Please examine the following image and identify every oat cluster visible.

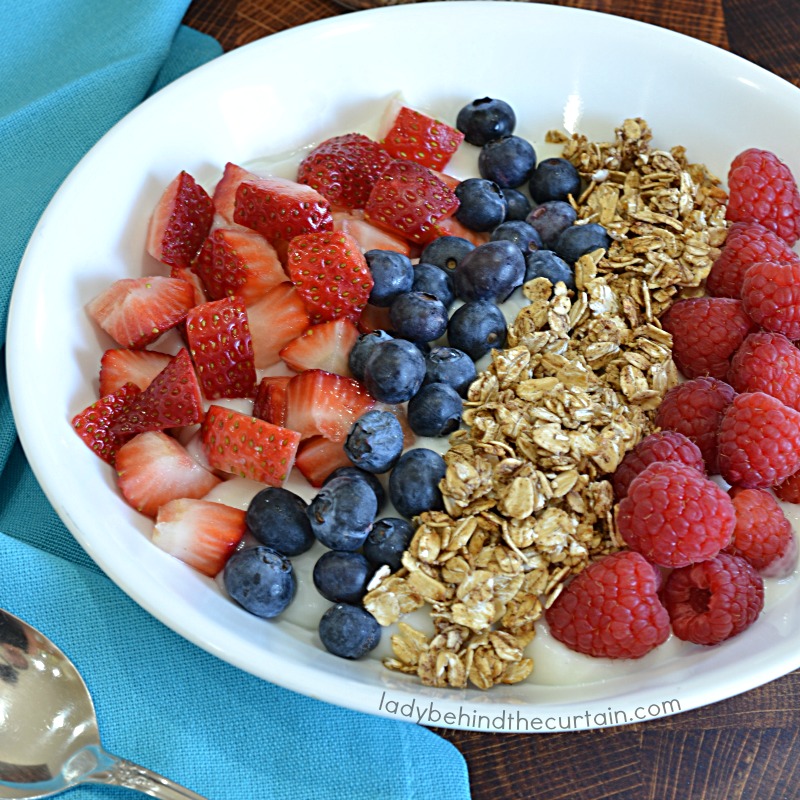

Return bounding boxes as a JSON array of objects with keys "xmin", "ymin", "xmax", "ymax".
[{"xmin": 363, "ymin": 118, "xmax": 729, "ymax": 689}]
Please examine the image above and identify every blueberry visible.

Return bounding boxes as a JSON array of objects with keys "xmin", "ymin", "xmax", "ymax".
[
  {"xmin": 529, "ymin": 157, "xmax": 582, "ymax": 203},
  {"xmin": 363, "ymin": 517, "xmax": 415, "ymax": 571},
  {"xmin": 453, "ymin": 240, "xmax": 525, "ymax": 303},
  {"xmin": 447, "ymin": 301, "xmax": 507, "ymax": 361},
  {"xmin": 364, "ymin": 250, "xmax": 414, "ymax": 307},
  {"xmin": 454, "ymin": 178, "xmax": 506, "ymax": 232},
  {"xmin": 363, "ymin": 337, "xmax": 426, "ymax": 403},
  {"xmin": 478, "ymin": 135, "xmax": 536, "ymax": 189},
  {"xmin": 349, "ymin": 330, "xmax": 393, "ymax": 382},
  {"xmin": 490, "ymin": 220, "xmax": 542, "ymax": 254},
  {"xmin": 412, "ymin": 262, "xmax": 455, "ymax": 308},
  {"xmin": 524, "ymin": 250, "xmax": 576, "ymax": 291},
  {"xmin": 554, "ymin": 222, "xmax": 611, "ymax": 264},
  {"xmin": 526, "ymin": 200, "xmax": 577, "ymax": 249},
  {"xmin": 312, "ymin": 551, "xmax": 374, "ymax": 604},
  {"xmin": 323, "ymin": 466, "xmax": 386, "ymax": 512},
  {"xmin": 407, "ymin": 382, "xmax": 463, "ymax": 438},
  {"xmin": 389, "ymin": 291, "xmax": 449, "ymax": 343},
  {"xmin": 318, "ymin": 603, "xmax": 381, "ymax": 659},
  {"xmin": 245, "ymin": 487, "xmax": 314, "ymax": 557},
  {"xmin": 455, "ymin": 97, "xmax": 516, "ymax": 147},
  {"xmin": 344, "ymin": 409, "xmax": 404, "ymax": 473},
  {"xmin": 420, "ymin": 236, "xmax": 475, "ymax": 274},
  {"xmin": 502, "ymin": 188, "xmax": 532, "ymax": 221},
  {"xmin": 423, "ymin": 346, "xmax": 477, "ymax": 397},
  {"xmin": 223, "ymin": 547, "xmax": 296, "ymax": 619},
  {"xmin": 307, "ymin": 475, "xmax": 377, "ymax": 551},
  {"xmin": 389, "ymin": 448, "xmax": 447, "ymax": 519}
]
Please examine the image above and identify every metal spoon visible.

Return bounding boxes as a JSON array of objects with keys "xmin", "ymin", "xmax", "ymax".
[{"xmin": 0, "ymin": 608, "xmax": 208, "ymax": 799}]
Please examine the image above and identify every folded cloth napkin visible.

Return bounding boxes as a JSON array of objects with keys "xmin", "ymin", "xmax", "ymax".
[{"xmin": 0, "ymin": 3, "xmax": 472, "ymax": 798}]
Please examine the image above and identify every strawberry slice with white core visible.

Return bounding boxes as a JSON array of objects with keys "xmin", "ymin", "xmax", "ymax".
[
  {"xmin": 170, "ymin": 265, "xmax": 209, "ymax": 306},
  {"xmin": 212, "ymin": 162, "xmax": 260, "ymax": 222},
  {"xmin": 279, "ymin": 318, "xmax": 359, "ymax": 376},
  {"xmin": 380, "ymin": 104, "xmax": 465, "ymax": 171},
  {"xmin": 332, "ymin": 210, "xmax": 411, "ymax": 256},
  {"xmin": 146, "ymin": 171, "xmax": 214, "ymax": 269},
  {"xmin": 246, "ymin": 281, "xmax": 311, "ymax": 369},
  {"xmin": 72, "ymin": 382, "xmax": 141, "ymax": 464},
  {"xmin": 115, "ymin": 430, "xmax": 221, "ymax": 518},
  {"xmin": 201, "ymin": 405, "xmax": 301, "ymax": 485},
  {"xmin": 87, "ymin": 276, "xmax": 196, "ymax": 349},
  {"xmin": 99, "ymin": 348, "xmax": 172, "ymax": 396},
  {"xmin": 253, "ymin": 376, "xmax": 291, "ymax": 425},
  {"xmin": 153, "ymin": 498, "xmax": 246, "ymax": 577},
  {"xmin": 294, "ymin": 435, "xmax": 354, "ymax": 487},
  {"xmin": 283, "ymin": 369, "xmax": 375, "ymax": 442}
]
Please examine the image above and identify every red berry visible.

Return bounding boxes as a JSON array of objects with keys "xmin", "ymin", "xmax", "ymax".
[
  {"xmin": 613, "ymin": 430, "xmax": 705, "ymax": 501},
  {"xmin": 728, "ymin": 331, "xmax": 800, "ymax": 412},
  {"xmin": 616, "ymin": 462, "xmax": 735, "ymax": 567},
  {"xmin": 726, "ymin": 148, "xmax": 800, "ymax": 245},
  {"xmin": 654, "ymin": 377, "xmax": 736, "ymax": 473},
  {"xmin": 740, "ymin": 259, "xmax": 800, "ymax": 339},
  {"xmin": 544, "ymin": 551, "xmax": 670, "ymax": 660},
  {"xmin": 706, "ymin": 221, "xmax": 800, "ymax": 298},
  {"xmin": 717, "ymin": 391, "xmax": 800, "ymax": 488},
  {"xmin": 660, "ymin": 297, "xmax": 754, "ymax": 379},
  {"xmin": 775, "ymin": 468, "xmax": 800, "ymax": 504},
  {"xmin": 380, "ymin": 105, "xmax": 464, "ymax": 172},
  {"xmin": 661, "ymin": 553, "xmax": 764, "ymax": 645}
]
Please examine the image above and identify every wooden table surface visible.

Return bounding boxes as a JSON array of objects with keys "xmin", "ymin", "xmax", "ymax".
[{"xmin": 182, "ymin": 2, "xmax": 800, "ymax": 798}]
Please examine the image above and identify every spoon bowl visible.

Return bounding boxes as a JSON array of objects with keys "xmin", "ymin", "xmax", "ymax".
[{"xmin": 0, "ymin": 609, "xmax": 207, "ymax": 799}]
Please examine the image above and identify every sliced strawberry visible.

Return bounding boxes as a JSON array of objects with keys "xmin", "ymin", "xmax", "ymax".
[
  {"xmin": 431, "ymin": 170, "xmax": 461, "ymax": 191},
  {"xmin": 431, "ymin": 214, "xmax": 491, "ymax": 246},
  {"xmin": 170, "ymin": 265, "xmax": 209, "ymax": 306},
  {"xmin": 294, "ymin": 435, "xmax": 354, "ymax": 487},
  {"xmin": 283, "ymin": 369, "xmax": 375, "ymax": 441},
  {"xmin": 87, "ymin": 276, "xmax": 196, "ymax": 349},
  {"xmin": 253, "ymin": 376, "xmax": 292, "ymax": 425},
  {"xmin": 332, "ymin": 210, "xmax": 411, "ymax": 256},
  {"xmin": 115, "ymin": 430, "xmax": 221, "ymax": 518},
  {"xmin": 153, "ymin": 497, "xmax": 246, "ymax": 577},
  {"xmin": 72, "ymin": 382, "xmax": 141, "ymax": 464},
  {"xmin": 357, "ymin": 303, "xmax": 394, "ymax": 335},
  {"xmin": 185, "ymin": 296, "xmax": 257, "ymax": 399},
  {"xmin": 285, "ymin": 231, "xmax": 373, "ymax": 324},
  {"xmin": 99, "ymin": 348, "xmax": 173, "ymax": 397},
  {"xmin": 297, "ymin": 133, "xmax": 394, "ymax": 210},
  {"xmin": 213, "ymin": 162, "xmax": 260, "ymax": 222},
  {"xmin": 380, "ymin": 105, "xmax": 464, "ymax": 171},
  {"xmin": 247, "ymin": 282, "xmax": 311, "ymax": 369},
  {"xmin": 201, "ymin": 405, "xmax": 301, "ymax": 486},
  {"xmin": 233, "ymin": 176, "xmax": 333, "ymax": 244},
  {"xmin": 364, "ymin": 160, "xmax": 460, "ymax": 244},
  {"xmin": 279, "ymin": 318, "xmax": 359, "ymax": 376},
  {"xmin": 194, "ymin": 228, "xmax": 286, "ymax": 305},
  {"xmin": 146, "ymin": 171, "xmax": 214, "ymax": 269},
  {"xmin": 111, "ymin": 348, "xmax": 204, "ymax": 438}
]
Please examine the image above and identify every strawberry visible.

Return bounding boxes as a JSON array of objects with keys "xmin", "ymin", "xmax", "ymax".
[
  {"xmin": 430, "ymin": 214, "xmax": 491, "ymax": 247},
  {"xmin": 110, "ymin": 348, "xmax": 204, "ymax": 438},
  {"xmin": 201, "ymin": 405, "xmax": 301, "ymax": 486},
  {"xmin": 297, "ymin": 133, "xmax": 394, "ymax": 210},
  {"xmin": 170, "ymin": 265, "xmax": 208, "ymax": 306},
  {"xmin": 283, "ymin": 369, "xmax": 375, "ymax": 441},
  {"xmin": 146, "ymin": 171, "xmax": 214, "ymax": 269},
  {"xmin": 357, "ymin": 303, "xmax": 394, "ymax": 334},
  {"xmin": 279, "ymin": 318, "xmax": 360, "ymax": 376},
  {"xmin": 115, "ymin": 430, "xmax": 221, "ymax": 517},
  {"xmin": 153, "ymin": 497, "xmax": 246, "ymax": 577},
  {"xmin": 99, "ymin": 348, "xmax": 172, "ymax": 396},
  {"xmin": 72, "ymin": 382, "xmax": 141, "ymax": 464},
  {"xmin": 194, "ymin": 228, "xmax": 286, "ymax": 305},
  {"xmin": 294, "ymin": 435, "xmax": 354, "ymax": 487},
  {"xmin": 332, "ymin": 210, "xmax": 411, "ymax": 255},
  {"xmin": 246, "ymin": 281, "xmax": 311, "ymax": 369},
  {"xmin": 364, "ymin": 159, "xmax": 460, "ymax": 244},
  {"xmin": 212, "ymin": 162, "xmax": 259, "ymax": 222},
  {"xmin": 380, "ymin": 105, "xmax": 464, "ymax": 171},
  {"xmin": 253, "ymin": 375, "xmax": 291, "ymax": 425},
  {"xmin": 233, "ymin": 176, "xmax": 333, "ymax": 244},
  {"xmin": 87, "ymin": 276, "xmax": 196, "ymax": 349},
  {"xmin": 185, "ymin": 296, "xmax": 257, "ymax": 399},
  {"xmin": 284, "ymin": 230, "xmax": 373, "ymax": 323}
]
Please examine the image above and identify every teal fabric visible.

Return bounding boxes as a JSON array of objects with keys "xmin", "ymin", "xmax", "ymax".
[{"xmin": 0, "ymin": 3, "xmax": 472, "ymax": 798}]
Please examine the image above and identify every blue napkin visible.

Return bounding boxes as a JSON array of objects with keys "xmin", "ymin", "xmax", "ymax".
[{"xmin": 0, "ymin": 3, "xmax": 472, "ymax": 798}]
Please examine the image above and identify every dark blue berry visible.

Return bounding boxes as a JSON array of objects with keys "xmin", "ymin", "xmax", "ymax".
[
  {"xmin": 323, "ymin": 466, "xmax": 386, "ymax": 512},
  {"xmin": 363, "ymin": 517, "xmax": 415, "ymax": 571},
  {"xmin": 363, "ymin": 338, "xmax": 426, "ymax": 403},
  {"xmin": 389, "ymin": 291, "xmax": 449, "ymax": 343},
  {"xmin": 312, "ymin": 551, "xmax": 374, "ymax": 604},
  {"xmin": 318, "ymin": 603, "xmax": 381, "ymax": 659},
  {"xmin": 349, "ymin": 330, "xmax": 393, "ymax": 382},
  {"xmin": 447, "ymin": 301, "xmax": 507, "ymax": 361},
  {"xmin": 524, "ymin": 250, "xmax": 576, "ymax": 291},
  {"xmin": 412, "ymin": 262, "xmax": 455, "ymax": 308},
  {"xmin": 245, "ymin": 487, "xmax": 314, "ymax": 557},
  {"xmin": 389, "ymin": 448, "xmax": 447, "ymax": 519},
  {"xmin": 344, "ymin": 409, "xmax": 404, "ymax": 473},
  {"xmin": 407, "ymin": 382, "xmax": 463, "ymax": 438},
  {"xmin": 529, "ymin": 157, "xmax": 582, "ymax": 203},
  {"xmin": 490, "ymin": 220, "xmax": 542, "ymax": 254},
  {"xmin": 526, "ymin": 201, "xmax": 577, "ymax": 249},
  {"xmin": 420, "ymin": 236, "xmax": 475, "ymax": 274},
  {"xmin": 364, "ymin": 250, "xmax": 414, "ymax": 307},
  {"xmin": 454, "ymin": 178, "xmax": 506, "ymax": 232},
  {"xmin": 307, "ymin": 476, "xmax": 377, "ymax": 551},
  {"xmin": 554, "ymin": 222, "xmax": 611, "ymax": 264},
  {"xmin": 453, "ymin": 240, "xmax": 525, "ymax": 303},
  {"xmin": 478, "ymin": 135, "xmax": 536, "ymax": 189},
  {"xmin": 502, "ymin": 188, "xmax": 532, "ymax": 221},
  {"xmin": 224, "ymin": 547, "xmax": 296, "ymax": 619},
  {"xmin": 423, "ymin": 346, "xmax": 477, "ymax": 397},
  {"xmin": 456, "ymin": 97, "xmax": 516, "ymax": 147}
]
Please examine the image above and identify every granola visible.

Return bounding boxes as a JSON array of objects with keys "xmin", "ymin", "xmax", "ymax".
[{"xmin": 363, "ymin": 118, "xmax": 729, "ymax": 688}]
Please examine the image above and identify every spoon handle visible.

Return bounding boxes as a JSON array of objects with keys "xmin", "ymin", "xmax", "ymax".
[{"xmin": 85, "ymin": 752, "xmax": 208, "ymax": 799}]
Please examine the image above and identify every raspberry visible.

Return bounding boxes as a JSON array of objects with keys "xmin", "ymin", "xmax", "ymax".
[
  {"xmin": 616, "ymin": 462, "xmax": 735, "ymax": 567},
  {"xmin": 544, "ymin": 551, "xmax": 670, "ymax": 659},
  {"xmin": 661, "ymin": 553, "xmax": 764, "ymax": 645},
  {"xmin": 740, "ymin": 259, "xmax": 800, "ymax": 339},
  {"xmin": 728, "ymin": 332, "xmax": 800, "ymax": 412},
  {"xmin": 706, "ymin": 221, "xmax": 800, "ymax": 299},
  {"xmin": 654, "ymin": 377, "xmax": 736, "ymax": 473},
  {"xmin": 660, "ymin": 297, "xmax": 754, "ymax": 379},
  {"xmin": 717, "ymin": 392, "xmax": 800, "ymax": 488},
  {"xmin": 726, "ymin": 487, "xmax": 797, "ymax": 577},
  {"xmin": 726, "ymin": 148, "xmax": 800, "ymax": 245},
  {"xmin": 613, "ymin": 430, "xmax": 705, "ymax": 501},
  {"xmin": 775, "ymin": 468, "xmax": 800, "ymax": 503}
]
